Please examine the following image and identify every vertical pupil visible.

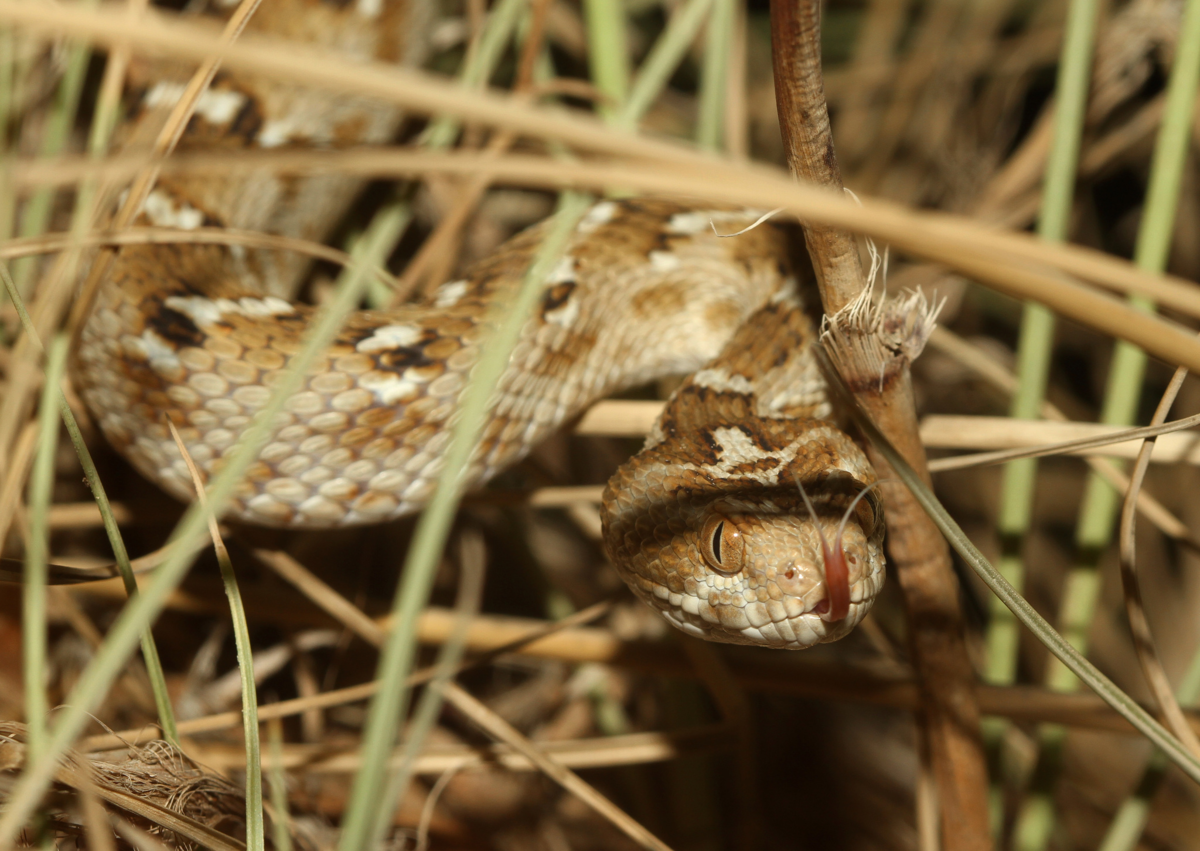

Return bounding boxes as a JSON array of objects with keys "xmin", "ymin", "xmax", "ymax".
[{"xmin": 711, "ymin": 522, "xmax": 724, "ymax": 562}]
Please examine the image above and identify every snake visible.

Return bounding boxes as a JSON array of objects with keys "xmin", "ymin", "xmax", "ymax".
[{"xmin": 70, "ymin": 0, "xmax": 888, "ymax": 650}]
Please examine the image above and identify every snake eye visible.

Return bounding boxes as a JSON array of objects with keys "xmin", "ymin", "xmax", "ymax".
[{"xmin": 700, "ymin": 514, "xmax": 744, "ymax": 575}]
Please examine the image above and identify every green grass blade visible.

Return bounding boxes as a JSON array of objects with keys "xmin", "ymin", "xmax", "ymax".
[
  {"xmin": 617, "ymin": 0, "xmax": 716, "ymax": 130},
  {"xmin": 369, "ymin": 530, "xmax": 487, "ymax": 848},
  {"xmin": 422, "ymin": 0, "xmax": 527, "ymax": 149},
  {"xmin": 267, "ymin": 718, "xmax": 293, "ymax": 851},
  {"xmin": 986, "ymin": 0, "xmax": 1098, "ymax": 841},
  {"xmin": 356, "ymin": 197, "xmax": 413, "ymax": 309},
  {"xmin": 11, "ymin": 9, "xmax": 95, "ymax": 294},
  {"xmin": 167, "ymin": 438, "xmax": 264, "ymax": 851},
  {"xmin": 1097, "ymin": 640, "xmax": 1200, "ymax": 851},
  {"xmin": 24, "ymin": 332, "xmax": 68, "ymax": 765},
  {"xmin": 584, "ymin": 0, "xmax": 629, "ymax": 121},
  {"xmin": 217, "ymin": 543, "xmax": 263, "ymax": 851},
  {"xmin": 695, "ymin": 0, "xmax": 732, "ymax": 150},
  {"xmin": 0, "ymin": 262, "xmax": 179, "ymax": 744}
]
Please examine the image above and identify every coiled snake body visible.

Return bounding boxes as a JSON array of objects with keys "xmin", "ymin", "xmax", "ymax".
[{"xmin": 72, "ymin": 0, "xmax": 886, "ymax": 649}]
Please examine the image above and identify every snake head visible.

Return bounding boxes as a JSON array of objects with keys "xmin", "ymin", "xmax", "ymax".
[{"xmin": 603, "ymin": 431, "xmax": 887, "ymax": 649}]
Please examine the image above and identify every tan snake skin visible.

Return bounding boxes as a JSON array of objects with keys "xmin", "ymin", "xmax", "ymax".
[{"xmin": 72, "ymin": 0, "xmax": 887, "ymax": 649}]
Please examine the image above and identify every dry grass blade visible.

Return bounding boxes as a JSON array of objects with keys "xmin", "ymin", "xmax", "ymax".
[
  {"xmin": 199, "ymin": 725, "xmax": 733, "ymax": 775},
  {"xmin": 14, "ymin": 145, "xmax": 1200, "ymax": 375},
  {"xmin": 0, "ymin": 226, "xmax": 398, "ymax": 288},
  {"xmin": 165, "ymin": 419, "xmax": 264, "ymax": 850},
  {"xmin": 925, "ymin": 412, "xmax": 1200, "ymax": 471},
  {"xmin": 1117, "ymin": 361, "xmax": 1200, "ymax": 758},
  {"xmin": 0, "ymin": 421, "xmax": 38, "ymax": 561},
  {"xmin": 0, "ymin": 0, "xmax": 713, "ymax": 168}
]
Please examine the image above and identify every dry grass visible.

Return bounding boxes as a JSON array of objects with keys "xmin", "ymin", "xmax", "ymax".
[{"xmin": 1, "ymin": 1, "xmax": 1200, "ymax": 849}]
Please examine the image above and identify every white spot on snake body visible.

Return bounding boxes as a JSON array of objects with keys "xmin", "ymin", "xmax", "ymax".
[
  {"xmin": 206, "ymin": 396, "xmax": 238, "ymax": 417},
  {"xmin": 266, "ymin": 478, "xmax": 310, "ymax": 504},
  {"xmin": 142, "ymin": 83, "xmax": 248, "ymax": 129},
  {"xmin": 204, "ymin": 428, "xmax": 236, "ymax": 449},
  {"xmin": 697, "ymin": 426, "xmax": 782, "ymax": 484},
  {"xmin": 165, "ymin": 295, "xmax": 293, "ymax": 327},
  {"xmin": 258, "ymin": 116, "xmax": 299, "ymax": 148},
  {"xmin": 143, "ymin": 189, "xmax": 204, "ymax": 230},
  {"xmin": 194, "ymin": 89, "xmax": 247, "ymax": 125},
  {"xmin": 360, "ymin": 372, "xmax": 419, "ymax": 405},
  {"xmin": 368, "ymin": 470, "xmax": 407, "ymax": 492},
  {"xmin": 138, "ymin": 329, "xmax": 181, "ymax": 373},
  {"xmin": 577, "ymin": 201, "xmax": 617, "ymax": 234},
  {"xmin": 236, "ymin": 296, "xmax": 294, "ymax": 316},
  {"xmin": 691, "ymin": 368, "xmax": 753, "ymax": 394},
  {"xmin": 434, "ymin": 279, "xmax": 469, "ymax": 308},
  {"xmin": 770, "ymin": 280, "xmax": 800, "ymax": 305},
  {"xmin": 648, "ymin": 251, "xmax": 680, "ymax": 272},
  {"xmin": 277, "ymin": 454, "xmax": 312, "ymax": 477},
  {"xmin": 167, "ymin": 385, "xmax": 200, "ymax": 409},
  {"xmin": 356, "ymin": 324, "xmax": 421, "ymax": 353},
  {"xmin": 546, "ymin": 256, "xmax": 576, "ymax": 284},
  {"xmin": 667, "ymin": 211, "xmax": 711, "ymax": 234},
  {"xmin": 143, "ymin": 82, "xmax": 187, "ymax": 110},
  {"xmin": 356, "ymin": 0, "xmax": 382, "ymax": 17},
  {"xmin": 311, "ymin": 411, "xmax": 349, "ymax": 432},
  {"xmin": 318, "ymin": 477, "xmax": 357, "ymax": 500},
  {"xmin": 190, "ymin": 373, "xmax": 229, "ymax": 398}
]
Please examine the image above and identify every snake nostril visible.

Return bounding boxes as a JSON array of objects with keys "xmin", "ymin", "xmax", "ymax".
[{"xmin": 776, "ymin": 561, "xmax": 810, "ymax": 596}]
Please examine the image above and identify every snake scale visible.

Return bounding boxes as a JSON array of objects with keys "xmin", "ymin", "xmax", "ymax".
[{"xmin": 71, "ymin": 0, "xmax": 888, "ymax": 649}]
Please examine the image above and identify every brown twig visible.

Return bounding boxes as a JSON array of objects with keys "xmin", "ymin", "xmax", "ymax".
[{"xmin": 769, "ymin": 2, "xmax": 990, "ymax": 847}]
